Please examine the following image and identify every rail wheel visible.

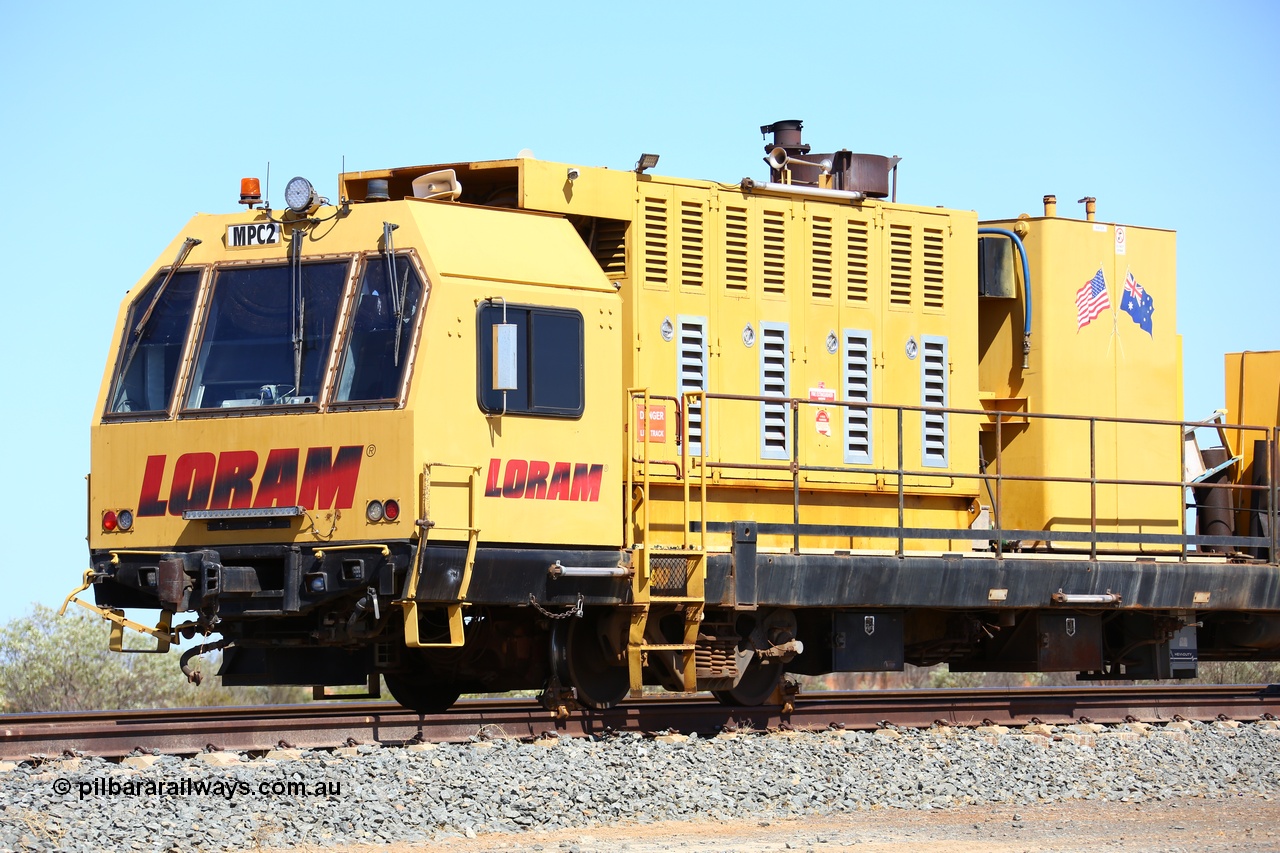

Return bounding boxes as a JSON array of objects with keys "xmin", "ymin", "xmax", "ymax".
[
  {"xmin": 384, "ymin": 674, "xmax": 462, "ymax": 714},
  {"xmin": 711, "ymin": 656, "xmax": 784, "ymax": 707},
  {"xmin": 551, "ymin": 611, "xmax": 630, "ymax": 710}
]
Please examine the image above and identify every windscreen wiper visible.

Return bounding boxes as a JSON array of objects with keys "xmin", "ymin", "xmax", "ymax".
[
  {"xmin": 382, "ymin": 222, "xmax": 410, "ymax": 367},
  {"xmin": 112, "ymin": 237, "xmax": 201, "ymax": 409},
  {"xmin": 290, "ymin": 228, "xmax": 305, "ymax": 394}
]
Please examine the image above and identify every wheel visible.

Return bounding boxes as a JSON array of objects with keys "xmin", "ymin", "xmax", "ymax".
[
  {"xmin": 552, "ymin": 612, "xmax": 630, "ymax": 710},
  {"xmin": 384, "ymin": 673, "xmax": 462, "ymax": 714},
  {"xmin": 711, "ymin": 656, "xmax": 784, "ymax": 707}
]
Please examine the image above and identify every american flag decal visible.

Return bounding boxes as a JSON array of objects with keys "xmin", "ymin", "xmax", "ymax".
[{"xmin": 1075, "ymin": 269, "xmax": 1110, "ymax": 331}]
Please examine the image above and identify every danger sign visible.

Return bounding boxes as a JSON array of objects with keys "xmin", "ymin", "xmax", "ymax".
[
  {"xmin": 635, "ymin": 403, "xmax": 667, "ymax": 443},
  {"xmin": 816, "ymin": 409, "xmax": 831, "ymax": 436},
  {"xmin": 809, "ymin": 381, "xmax": 837, "ymax": 403}
]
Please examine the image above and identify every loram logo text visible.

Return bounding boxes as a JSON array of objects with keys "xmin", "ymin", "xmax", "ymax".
[
  {"xmin": 484, "ymin": 458, "xmax": 603, "ymax": 502},
  {"xmin": 137, "ymin": 446, "xmax": 363, "ymax": 516}
]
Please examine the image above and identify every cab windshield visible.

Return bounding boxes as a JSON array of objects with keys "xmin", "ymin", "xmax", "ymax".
[
  {"xmin": 185, "ymin": 261, "xmax": 348, "ymax": 409},
  {"xmin": 108, "ymin": 268, "xmax": 202, "ymax": 415},
  {"xmin": 334, "ymin": 254, "xmax": 424, "ymax": 403}
]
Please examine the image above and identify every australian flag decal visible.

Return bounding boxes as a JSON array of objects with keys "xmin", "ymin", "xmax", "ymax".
[{"xmin": 1120, "ymin": 270, "xmax": 1154, "ymax": 336}]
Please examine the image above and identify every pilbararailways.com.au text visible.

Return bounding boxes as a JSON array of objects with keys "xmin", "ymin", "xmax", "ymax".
[{"xmin": 54, "ymin": 777, "xmax": 342, "ymax": 801}]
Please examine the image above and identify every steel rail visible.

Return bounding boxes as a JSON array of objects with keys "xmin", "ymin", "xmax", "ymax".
[{"xmin": 2, "ymin": 684, "xmax": 1277, "ymax": 761}]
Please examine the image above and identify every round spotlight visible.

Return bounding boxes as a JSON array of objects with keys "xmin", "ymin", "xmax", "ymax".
[
  {"xmin": 383, "ymin": 499, "xmax": 400, "ymax": 522},
  {"xmin": 102, "ymin": 510, "xmax": 118, "ymax": 532},
  {"xmin": 117, "ymin": 509, "xmax": 134, "ymax": 532},
  {"xmin": 366, "ymin": 500, "xmax": 385, "ymax": 523},
  {"xmin": 285, "ymin": 176, "xmax": 318, "ymax": 213}
]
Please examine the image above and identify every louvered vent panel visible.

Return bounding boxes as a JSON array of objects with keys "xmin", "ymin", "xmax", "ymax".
[
  {"xmin": 846, "ymin": 219, "xmax": 869, "ymax": 304},
  {"xmin": 843, "ymin": 330, "xmax": 873, "ymax": 465},
  {"xmin": 592, "ymin": 220, "xmax": 627, "ymax": 278},
  {"xmin": 680, "ymin": 201, "xmax": 704, "ymax": 289},
  {"xmin": 760, "ymin": 323, "xmax": 790, "ymax": 459},
  {"xmin": 677, "ymin": 315, "xmax": 707, "ymax": 456},
  {"xmin": 811, "ymin": 216, "xmax": 833, "ymax": 300},
  {"xmin": 889, "ymin": 223, "xmax": 912, "ymax": 307},
  {"xmin": 724, "ymin": 206, "xmax": 749, "ymax": 291},
  {"xmin": 923, "ymin": 227, "xmax": 945, "ymax": 310},
  {"xmin": 921, "ymin": 336, "xmax": 949, "ymax": 468},
  {"xmin": 762, "ymin": 209, "xmax": 786, "ymax": 296},
  {"xmin": 643, "ymin": 197, "xmax": 668, "ymax": 288}
]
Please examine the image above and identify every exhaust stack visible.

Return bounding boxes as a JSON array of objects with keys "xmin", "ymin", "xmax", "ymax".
[{"xmin": 761, "ymin": 119, "xmax": 899, "ymax": 199}]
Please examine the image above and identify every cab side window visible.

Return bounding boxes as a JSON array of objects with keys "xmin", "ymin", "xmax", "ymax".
[
  {"xmin": 334, "ymin": 254, "xmax": 424, "ymax": 403},
  {"xmin": 477, "ymin": 303, "xmax": 584, "ymax": 417}
]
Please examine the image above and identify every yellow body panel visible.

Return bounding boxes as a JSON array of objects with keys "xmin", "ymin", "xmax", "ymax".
[
  {"xmin": 534, "ymin": 168, "xmax": 983, "ymax": 553},
  {"xmin": 1224, "ymin": 350, "xmax": 1280, "ymax": 538},
  {"xmin": 978, "ymin": 216, "xmax": 1182, "ymax": 543},
  {"xmin": 92, "ymin": 157, "xmax": 1190, "ymax": 569},
  {"xmin": 91, "ymin": 195, "xmax": 623, "ymax": 554}
]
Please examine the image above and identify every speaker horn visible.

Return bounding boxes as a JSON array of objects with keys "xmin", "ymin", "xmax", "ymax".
[{"xmin": 765, "ymin": 147, "xmax": 832, "ymax": 174}]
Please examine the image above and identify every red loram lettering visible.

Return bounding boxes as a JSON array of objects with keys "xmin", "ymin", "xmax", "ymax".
[
  {"xmin": 484, "ymin": 458, "xmax": 604, "ymax": 502},
  {"xmin": 298, "ymin": 446, "xmax": 363, "ymax": 510},
  {"xmin": 252, "ymin": 449, "xmax": 300, "ymax": 508},
  {"xmin": 136, "ymin": 446, "xmax": 363, "ymax": 517}
]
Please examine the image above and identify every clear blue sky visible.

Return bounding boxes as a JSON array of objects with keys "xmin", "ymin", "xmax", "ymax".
[{"xmin": 0, "ymin": 1, "xmax": 1276, "ymax": 625}]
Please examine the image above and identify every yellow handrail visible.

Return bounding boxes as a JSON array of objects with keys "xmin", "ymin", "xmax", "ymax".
[{"xmin": 399, "ymin": 461, "xmax": 481, "ymax": 648}]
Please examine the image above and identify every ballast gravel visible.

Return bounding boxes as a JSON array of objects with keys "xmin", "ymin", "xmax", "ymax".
[{"xmin": 1, "ymin": 719, "xmax": 1278, "ymax": 852}]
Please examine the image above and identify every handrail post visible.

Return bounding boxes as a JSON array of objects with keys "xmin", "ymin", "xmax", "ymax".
[
  {"xmin": 681, "ymin": 391, "xmax": 690, "ymax": 550},
  {"xmin": 699, "ymin": 391, "xmax": 708, "ymax": 553},
  {"xmin": 1272, "ymin": 428, "xmax": 1278, "ymax": 564},
  {"xmin": 897, "ymin": 406, "xmax": 904, "ymax": 558},
  {"xmin": 792, "ymin": 399, "xmax": 800, "ymax": 555},
  {"xmin": 624, "ymin": 392, "xmax": 633, "ymax": 549},
  {"xmin": 1089, "ymin": 418, "xmax": 1098, "ymax": 561},
  {"xmin": 1179, "ymin": 420, "xmax": 1188, "ymax": 561},
  {"xmin": 642, "ymin": 390, "xmax": 651, "ymax": 559},
  {"xmin": 995, "ymin": 412, "xmax": 1003, "ymax": 559}
]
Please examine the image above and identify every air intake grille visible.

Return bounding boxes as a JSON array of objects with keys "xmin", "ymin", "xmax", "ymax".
[
  {"xmin": 762, "ymin": 209, "xmax": 786, "ymax": 296},
  {"xmin": 811, "ymin": 216, "xmax": 833, "ymax": 301},
  {"xmin": 760, "ymin": 322, "xmax": 790, "ymax": 460},
  {"xmin": 643, "ymin": 196, "xmax": 668, "ymax": 289},
  {"xmin": 677, "ymin": 315, "xmax": 707, "ymax": 456},
  {"xmin": 921, "ymin": 336, "xmax": 948, "ymax": 468},
  {"xmin": 843, "ymin": 329, "xmax": 873, "ymax": 465},
  {"xmin": 680, "ymin": 201, "xmax": 704, "ymax": 289},
  {"xmin": 592, "ymin": 219, "xmax": 627, "ymax": 278},
  {"xmin": 889, "ymin": 223, "xmax": 912, "ymax": 307},
  {"xmin": 846, "ymin": 219, "xmax": 869, "ymax": 304},
  {"xmin": 923, "ymin": 227, "xmax": 945, "ymax": 311},
  {"xmin": 724, "ymin": 206, "xmax": 749, "ymax": 291}
]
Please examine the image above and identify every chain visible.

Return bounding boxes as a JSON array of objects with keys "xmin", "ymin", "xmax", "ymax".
[{"xmin": 529, "ymin": 593, "xmax": 584, "ymax": 620}]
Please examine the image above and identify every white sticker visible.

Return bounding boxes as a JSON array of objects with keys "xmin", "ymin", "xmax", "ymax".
[
  {"xmin": 1093, "ymin": 223, "xmax": 1107, "ymax": 232},
  {"xmin": 815, "ymin": 409, "xmax": 831, "ymax": 436},
  {"xmin": 808, "ymin": 382, "xmax": 836, "ymax": 403},
  {"xmin": 1114, "ymin": 225, "xmax": 1126, "ymax": 255},
  {"xmin": 226, "ymin": 221, "xmax": 282, "ymax": 248}
]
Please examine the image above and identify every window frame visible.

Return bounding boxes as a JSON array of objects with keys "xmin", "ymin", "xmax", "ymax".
[
  {"xmin": 326, "ymin": 249, "xmax": 430, "ymax": 412},
  {"xmin": 178, "ymin": 253, "xmax": 355, "ymax": 417},
  {"xmin": 102, "ymin": 264, "xmax": 209, "ymax": 422},
  {"xmin": 476, "ymin": 300, "xmax": 586, "ymax": 419}
]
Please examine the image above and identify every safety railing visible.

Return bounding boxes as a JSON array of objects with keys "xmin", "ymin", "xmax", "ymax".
[{"xmin": 626, "ymin": 389, "xmax": 1278, "ymax": 564}]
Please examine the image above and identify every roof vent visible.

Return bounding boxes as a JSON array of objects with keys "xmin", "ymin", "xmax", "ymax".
[{"xmin": 365, "ymin": 179, "xmax": 390, "ymax": 202}]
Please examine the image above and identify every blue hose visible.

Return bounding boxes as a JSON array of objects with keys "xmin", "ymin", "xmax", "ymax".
[{"xmin": 978, "ymin": 227, "xmax": 1033, "ymax": 368}]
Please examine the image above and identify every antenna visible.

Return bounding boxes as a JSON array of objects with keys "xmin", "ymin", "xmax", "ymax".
[{"xmin": 264, "ymin": 162, "xmax": 271, "ymax": 210}]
